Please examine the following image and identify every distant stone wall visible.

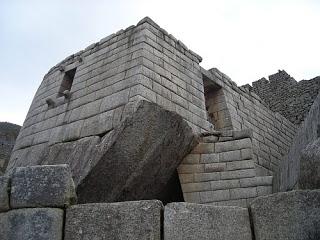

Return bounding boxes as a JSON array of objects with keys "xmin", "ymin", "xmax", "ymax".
[
  {"xmin": 1, "ymin": 165, "xmax": 319, "ymax": 240},
  {"xmin": 279, "ymin": 92, "xmax": 320, "ymax": 191},
  {"xmin": 250, "ymin": 70, "xmax": 320, "ymax": 125},
  {"xmin": 8, "ymin": 17, "xmax": 211, "ymax": 171},
  {"xmin": 202, "ymin": 68, "xmax": 297, "ymax": 180},
  {"xmin": 0, "ymin": 123, "xmax": 20, "ymax": 174}
]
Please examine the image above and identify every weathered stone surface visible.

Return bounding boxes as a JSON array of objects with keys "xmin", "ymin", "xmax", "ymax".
[
  {"xmin": 0, "ymin": 208, "xmax": 64, "ymax": 240},
  {"xmin": 10, "ymin": 164, "xmax": 76, "ymax": 208},
  {"xmin": 65, "ymin": 200, "xmax": 162, "ymax": 240},
  {"xmin": 299, "ymin": 138, "xmax": 320, "ymax": 189},
  {"xmin": 0, "ymin": 176, "xmax": 9, "ymax": 212},
  {"xmin": 76, "ymin": 101, "xmax": 197, "ymax": 203},
  {"xmin": 164, "ymin": 202, "xmax": 252, "ymax": 240},
  {"xmin": 250, "ymin": 190, "xmax": 320, "ymax": 240}
]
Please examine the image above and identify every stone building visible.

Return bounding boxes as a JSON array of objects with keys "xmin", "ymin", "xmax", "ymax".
[
  {"xmin": 5, "ymin": 17, "xmax": 319, "ymax": 207},
  {"xmin": 1, "ymin": 16, "xmax": 320, "ymax": 240}
]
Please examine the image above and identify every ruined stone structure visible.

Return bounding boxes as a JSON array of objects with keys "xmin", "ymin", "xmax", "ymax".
[
  {"xmin": 248, "ymin": 70, "xmax": 320, "ymax": 125},
  {"xmin": 1, "ymin": 17, "xmax": 320, "ymax": 239}
]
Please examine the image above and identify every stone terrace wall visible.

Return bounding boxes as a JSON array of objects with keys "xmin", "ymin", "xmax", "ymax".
[
  {"xmin": 202, "ymin": 68, "xmax": 297, "ymax": 182},
  {"xmin": 8, "ymin": 17, "xmax": 212, "ymax": 170},
  {"xmin": 279, "ymin": 92, "xmax": 320, "ymax": 191},
  {"xmin": 250, "ymin": 70, "xmax": 320, "ymax": 125},
  {"xmin": 1, "ymin": 165, "xmax": 319, "ymax": 240}
]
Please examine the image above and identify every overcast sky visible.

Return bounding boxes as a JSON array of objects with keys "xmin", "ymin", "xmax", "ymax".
[{"xmin": 1, "ymin": 0, "xmax": 319, "ymax": 125}]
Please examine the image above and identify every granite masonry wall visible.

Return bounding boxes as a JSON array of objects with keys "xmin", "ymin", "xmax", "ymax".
[
  {"xmin": 8, "ymin": 17, "xmax": 212, "ymax": 171},
  {"xmin": 201, "ymin": 68, "xmax": 297, "ymax": 186},
  {"xmin": 1, "ymin": 165, "xmax": 319, "ymax": 240},
  {"xmin": 279, "ymin": 92, "xmax": 320, "ymax": 191},
  {"xmin": 250, "ymin": 70, "xmax": 320, "ymax": 125},
  {"xmin": 178, "ymin": 130, "xmax": 273, "ymax": 207}
]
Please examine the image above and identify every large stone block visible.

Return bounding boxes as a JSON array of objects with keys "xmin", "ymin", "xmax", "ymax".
[
  {"xmin": 65, "ymin": 200, "xmax": 162, "ymax": 240},
  {"xmin": 250, "ymin": 190, "xmax": 320, "ymax": 240},
  {"xmin": 0, "ymin": 176, "xmax": 9, "ymax": 212},
  {"xmin": 10, "ymin": 164, "xmax": 76, "ymax": 208},
  {"xmin": 76, "ymin": 101, "xmax": 197, "ymax": 203},
  {"xmin": 164, "ymin": 202, "xmax": 252, "ymax": 240},
  {"xmin": 0, "ymin": 208, "xmax": 64, "ymax": 240}
]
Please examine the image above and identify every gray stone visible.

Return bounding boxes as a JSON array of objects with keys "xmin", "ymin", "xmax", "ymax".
[
  {"xmin": 164, "ymin": 202, "xmax": 252, "ymax": 240},
  {"xmin": 0, "ymin": 176, "xmax": 9, "ymax": 212},
  {"xmin": 0, "ymin": 208, "xmax": 64, "ymax": 240},
  {"xmin": 250, "ymin": 190, "xmax": 320, "ymax": 240},
  {"xmin": 299, "ymin": 138, "xmax": 320, "ymax": 189},
  {"xmin": 65, "ymin": 200, "xmax": 162, "ymax": 240},
  {"xmin": 76, "ymin": 101, "xmax": 197, "ymax": 203},
  {"xmin": 10, "ymin": 164, "xmax": 77, "ymax": 208}
]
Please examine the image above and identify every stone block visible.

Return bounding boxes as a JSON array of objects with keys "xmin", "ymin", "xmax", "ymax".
[
  {"xmin": 177, "ymin": 164, "xmax": 204, "ymax": 174},
  {"xmin": 164, "ymin": 202, "xmax": 252, "ymax": 240},
  {"xmin": 215, "ymin": 138, "xmax": 251, "ymax": 153},
  {"xmin": 65, "ymin": 200, "xmax": 162, "ymax": 240},
  {"xmin": 194, "ymin": 172, "xmax": 220, "ymax": 182},
  {"xmin": 230, "ymin": 187, "xmax": 257, "ymax": 200},
  {"xmin": 250, "ymin": 190, "xmax": 320, "ymax": 240},
  {"xmin": 181, "ymin": 182, "xmax": 211, "ymax": 193},
  {"xmin": 200, "ymin": 153, "xmax": 219, "ymax": 163},
  {"xmin": 191, "ymin": 143, "xmax": 215, "ymax": 154},
  {"xmin": 182, "ymin": 154, "xmax": 200, "ymax": 164},
  {"xmin": 210, "ymin": 179, "xmax": 240, "ymax": 190},
  {"xmin": 199, "ymin": 189, "xmax": 230, "ymax": 203},
  {"xmin": 10, "ymin": 164, "xmax": 77, "ymax": 208},
  {"xmin": 204, "ymin": 163, "xmax": 226, "ymax": 172},
  {"xmin": 221, "ymin": 169, "xmax": 255, "ymax": 180},
  {"xmin": 226, "ymin": 160, "xmax": 255, "ymax": 171},
  {"xmin": 0, "ymin": 208, "xmax": 64, "ymax": 240},
  {"xmin": 0, "ymin": 176, "xmax": 9, "ymax": 212},
  {"xmin": 219, "ymin": 150, "xmax": 241, "ymax": 162}
]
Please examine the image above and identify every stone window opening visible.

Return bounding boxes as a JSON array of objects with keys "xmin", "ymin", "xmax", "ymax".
[{"xmin": 58, "ymin": 68, "xmax": 76, "ymax": 98}]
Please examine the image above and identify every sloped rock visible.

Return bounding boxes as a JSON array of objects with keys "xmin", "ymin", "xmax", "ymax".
[
  {"xmin": 76, "ymin": 100, "xmax": 197, "ymax": 203},
  {"xmin": 250, "ymin": 190, "xmax": 320, "ymax": 240}
]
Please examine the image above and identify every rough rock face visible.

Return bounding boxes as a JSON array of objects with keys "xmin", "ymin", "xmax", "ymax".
[
  {"xmin": 0, "ymin": 122, "xmax": 20, "ymax": 174},
  {"xmin": 8, "ymin": 101, "xmax": 197, "ymax": 203},
  {"xmin": 299, "ymin": 138, "xmax": 320, "ymax": 189},
  {"xmin": 250, "ymin": 190, "xmax": 320, "ymax": 240},
  {"xmin": 76, "ymin": 101, "xmax": 197, "ymax": 203},
  {"xmin": 65, "ymin": 201, "xmax": 162, "ymax": 240}
]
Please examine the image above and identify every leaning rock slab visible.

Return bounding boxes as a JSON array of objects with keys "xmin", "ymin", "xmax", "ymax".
[
  {"xmin": 0, "ymin": 208, "xmax": 64, "ymax": 240},
  {"xmin": 76, "ymin": 101, "xmax": 197, "ymax": 203},
  {"xmin": 10, "ymin": 164, "xmax": 76, "ymax": 208},
  {"xmin": 164, "ymin": 202, "xmax": 252, "ymax": 240},
  {"xmin": 250, "ymin": 190, "xmax": 320, "ymax": 240},
  {"xmin": 0, "ymin": 176, "xmax": 9, "ymax": 212},
  {"xmin": 65, "ymin": 200, "xmax": 163, "ymax": 240}
]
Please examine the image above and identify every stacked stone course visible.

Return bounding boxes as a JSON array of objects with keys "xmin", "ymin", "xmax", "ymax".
[{"xmin": 178, "ymin": 130, "xmax": 272, "ymax": 207}]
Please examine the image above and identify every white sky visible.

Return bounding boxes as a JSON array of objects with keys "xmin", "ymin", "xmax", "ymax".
[{"xmin": 0, "ymin": 0, "xmax": 319, "ymax": 125}]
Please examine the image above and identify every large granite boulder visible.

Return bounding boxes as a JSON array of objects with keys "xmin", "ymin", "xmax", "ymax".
[
  {"xmin": 299, "ymin": 138, "xmax": 320, "ymax": 189},
  {"xmin": 164, "ymin": 202, "xmax": 252, "ymax": 240},
  {"xmin": 8, "ymin": 101, "xmax": 197, "ymax": 203},
  {"xmin": 250, "ymin": 190, "xmax": 320, "ymax": 240},
  {"xmin": 65, "ymin": 200, "xmax": 162, "ymax": 240}
]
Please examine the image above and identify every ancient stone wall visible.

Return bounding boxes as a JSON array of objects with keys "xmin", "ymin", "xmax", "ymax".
[
  {"xmin": 178, "ymin": 130, "xmax": 273, "ymax": 207},
  {"xmin": 202, "ymin": 68, "xmax": 297, "ymax": 180},
  {"xmin": 250, "ymin": 70, "xmax": 320, "ymax": 125},
  {"xmin": 1, "ymin": 165, "xmax": 319, "ymax": 240},
  {"xmin": 279, "ymin": 91, "xmax": 320, "ymax": 191},
  {"xmin": 8, "ymin": 17, "xmax": 211, "ymax": 171},
  {"xmin": 0, "ymin": 123, "xmax": 20, "ymax": 174}
]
